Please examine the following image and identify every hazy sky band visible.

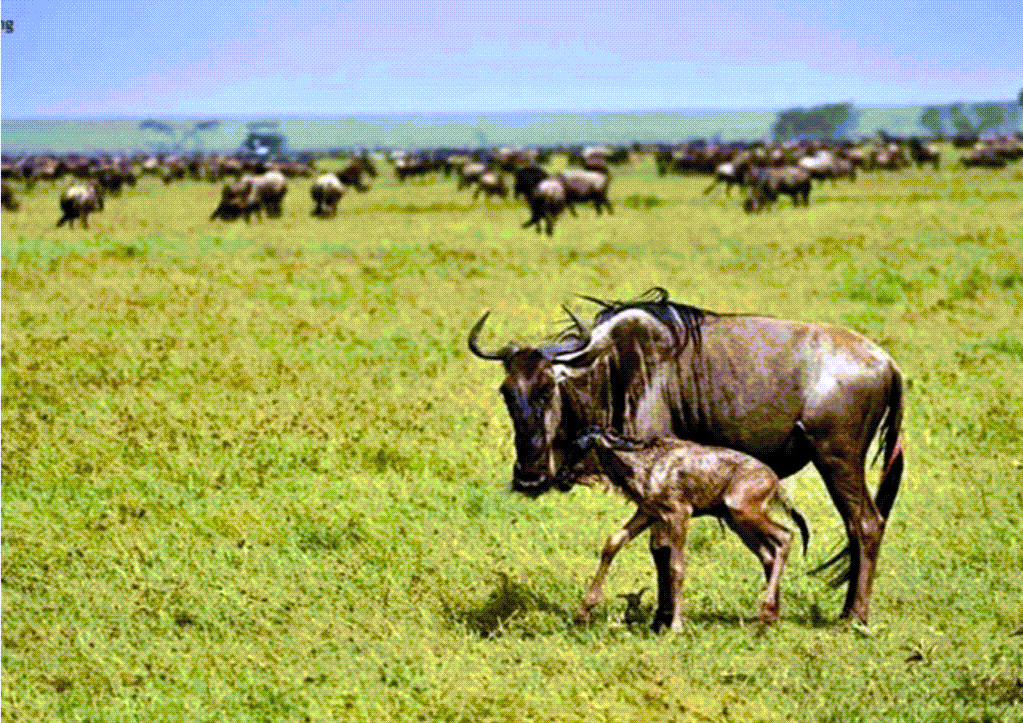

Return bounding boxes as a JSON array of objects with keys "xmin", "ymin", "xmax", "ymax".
[{"xmin": 1, "ymin": 0, "xmax": 1020, "ymax": 118}]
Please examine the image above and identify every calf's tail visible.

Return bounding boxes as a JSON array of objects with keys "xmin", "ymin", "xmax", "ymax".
[{"xmin": 779, "ymin": 495, "xmax": 811, "ymax": 556}]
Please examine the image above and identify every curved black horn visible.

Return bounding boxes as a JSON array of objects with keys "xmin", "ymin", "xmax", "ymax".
[
  {"xmin": 467, "ymin": 310, "xmax": 513, "ymax": 360},
  {"xmin": 539, "ymin": 305, "xmax": 593, "ymax": 360},
  {"xmin": 563, "ymin": 304, "xmax": 590, "ymax": 337}
]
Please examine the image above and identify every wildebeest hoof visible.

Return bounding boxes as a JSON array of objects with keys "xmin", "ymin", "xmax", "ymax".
[{"xmin": 573, "ymin": 608, "xmax": 593, "ymax": 626}]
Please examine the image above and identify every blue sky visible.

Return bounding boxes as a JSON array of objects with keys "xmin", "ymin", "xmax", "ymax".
[{"xmin": 1, "ymin": 0, "xmax": 1020, "ymax": 118}]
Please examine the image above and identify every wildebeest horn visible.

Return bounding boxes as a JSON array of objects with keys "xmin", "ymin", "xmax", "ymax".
[
  {"xmin": 538, "ymin": 305, "xmax": 593, "ymax": 360},
  {"xmin": 467, "ymin": 310, "xmax": 514, "ymax": 360}
]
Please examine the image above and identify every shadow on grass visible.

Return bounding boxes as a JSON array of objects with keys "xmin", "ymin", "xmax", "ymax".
[{"xmin": 441, "ymin": 572, "xmax": 570, "ymax": 639}]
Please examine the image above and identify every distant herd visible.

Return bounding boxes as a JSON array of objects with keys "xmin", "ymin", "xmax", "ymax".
[{"xmin": 2, "ymin": 133, "xmax": 1021, "ymax": 233}]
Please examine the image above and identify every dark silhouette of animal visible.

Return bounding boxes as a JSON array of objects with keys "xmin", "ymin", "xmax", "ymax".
[
  {"xmin": 907, "ymin": 138, "xmax": 941, "ymax": 170},
  {"xmin": 2, "ymin": 181, "xmax": 20, "ymax": 212},
  {"xmin": 472, "ymin": 171, "xmax": 508, "ymax": 201},
  {"xmin": 553, "ymin": 426, "xmax": 809, "ymax": 630},
  {"xmin": 559, "ymin": 170, "xmax": 614, "ymax": 215},
  {"xmin": 468, "ymin": 288, "xmax": 904, "ymax": 625},
  {"xmin": 336, "ymin": 153, "xmax": 377, "ymax": 192},
  {"xmin": 310, "ymin": 173, "xmax": 346, "ymax": 217},
  {"xmin": 703, "ymin": 159, "xmax": 757, "ymax": 196},
  {"xmin": 520, "ymin": 178, "xmax": 567, "ymax": 235},
  {"xmin": 960, "ymin": 151, "xmax": 1007, "ymax": 168},
  {"xmin": 55, "ymin": 182, "xmax": 104, "ymax": 228},
  {"xmin": 209, "ymin": 171, "xmax": 286, "ymax": 221},
  {"xmin": 743, "ymin": 166, "xmax": 811, "ymax": 213},
  {"xmin": 513, "ymin": 164, "xmax": 550, "ymax": 200},
  {"xmin": 209, "ymin": 179, "xmax": 259, "ymax": 222},
  {"xmin": 457, "ymin": 162, "xmax": 488, "ymax": 191}
]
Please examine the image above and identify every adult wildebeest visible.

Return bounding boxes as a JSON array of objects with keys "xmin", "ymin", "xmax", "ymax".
[
  {"xmin": 907, "ymin": 138, "xmax": 940, "ymax": 170},
  {"xmin": 55, "ymin": 182, "xmax": 104, "ymax": 228},
  {"xmin": 468, "ymin": 288, "xmax": 905, "ymax": 626},
  {"xmin": 337, "ymin": 153, "xmax": 377, "ymax": 192},
  {"xmin": 209, "ymin": 172, "xmax": 287, "ymax": 222},
  {"xmin": 743, "ymin": 166, "xmax": 811, "ymax": 213},
  {"xmin": 2, "ymin": 181, "xmax": 20, "ymax": 212},
  {"xmin": 515, "ymin": 166, "xmax": 613, "ymax": 234},
  {"xmin": 553, "ymin": 426, "xmax": 810, "ymax": 629},
  {"xmin": 559, "ymin": 170, "xmax": 614, "ymax": 216},
  {"xmin": 457, "ymin": 162, "xmax": 488, "ymax": 191},
  {"xmin": 520, "ymin": 178, "xmax": 568, "ymax": 236},
  {"xmin": 798, "ymin": 151, "xmax": 857, "ymax": 185},
  {"xmin": 472, "ymin": 171, "xmax": 508, "ymax": 201},
  {"xmin": 702, "ymin": 159, "xmax": 757, "ymax": 197},
  {"xmin": 310, "ymin": 173, "xmax": 346, "ymax": 217},
  {"xmin": 209, "ymin": 179, "xmax": 258, "ymax": 222}
]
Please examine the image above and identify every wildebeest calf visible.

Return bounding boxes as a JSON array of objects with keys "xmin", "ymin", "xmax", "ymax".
[{"xmin": 554, "ymin": 426, "xmax": 809, "ymax": 631}]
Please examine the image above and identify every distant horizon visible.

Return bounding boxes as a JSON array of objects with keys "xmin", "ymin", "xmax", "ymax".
[{"xmin": 4, "ymin": 98, "xmax": 1020, "ymax": 124}]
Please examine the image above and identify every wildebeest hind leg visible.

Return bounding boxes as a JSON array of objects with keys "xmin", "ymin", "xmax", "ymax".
[{"xmin": 812, "ymin": 454, "xmax": 883, "ymax": 622}]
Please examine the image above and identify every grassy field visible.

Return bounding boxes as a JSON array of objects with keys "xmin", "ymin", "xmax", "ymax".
[{"xmin": 3, "ymin": 150, "xmax": 1022, "ymax": 722}]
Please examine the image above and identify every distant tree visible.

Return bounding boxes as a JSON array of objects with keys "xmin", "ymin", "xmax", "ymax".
[
  {"xmin": 1018, "ymin": 87, "xmax": 1023, "ymax": 106},
  {"xmin": 972, "ymin": 102, "xmax": 1005, "ymax": 134},
  {"xmin": 918, "ymin": 106, "xmax": 944, "ymax": 136},
  {"xmin": 947, "ymin": 103, "xmax": 977, "ymax": 137},
  {"xmin": 139, "ymin": 118, "xmax": 221, "ymax": 153},
  {"xmin": 773, "ymin": 103, "xmax": 860, "ymax": 141}
]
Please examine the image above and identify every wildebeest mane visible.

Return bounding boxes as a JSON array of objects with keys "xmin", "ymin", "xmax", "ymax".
[{"xmin": 580, "ymin": 286, "xmax": 714, "ymax": 353}]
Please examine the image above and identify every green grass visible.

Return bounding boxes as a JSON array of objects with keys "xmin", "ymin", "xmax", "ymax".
[{"xmin": 3, "ymin": 149, "xmax": 1023, "ymax": 722}]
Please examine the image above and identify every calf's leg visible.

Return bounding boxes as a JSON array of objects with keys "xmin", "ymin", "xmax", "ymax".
[
  {"xmin": 724, "ymin": 475, "xmax": 795, "ymax": 623},
  {"xmin": 575, "ymin": 510, "xmax": 653, "ymax": 625}
]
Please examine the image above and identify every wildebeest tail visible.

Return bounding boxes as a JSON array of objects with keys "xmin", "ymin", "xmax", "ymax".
[{"xmin": 874, "ymin": 367, "xmax": 905, "ymax": 520}]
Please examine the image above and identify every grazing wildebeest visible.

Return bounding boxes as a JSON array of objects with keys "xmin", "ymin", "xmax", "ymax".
[
  {"xmin": 520, "ymin": 178, "xmax": 568, "ymax": 235},
  {"xmin": 457, "ymin": 162, "xmax": 488, "ymax": 191},
  {"xmin": 960, "ymin": 151, "xmax": 1007, "ymax": 169},
  {"xmin": 513, "ymin": 164, "xmax": 550, "ymax": 201},
  {"xmin": 472, "ymin": 171, "xmax": 508, "ymax": 201},
  {"xmin": 559, "ymin": 170, "xmax": 614, "ymax": 216},
  {"xmin": 337, "ymin": 153, "xmax": 377, "ymax": 192},
  {"xmin": 310, "ymin": 173, "xmax": 346, "ymax": 217},
  {"xmin": 468, "ymin": 288, "xmax": 905, "ymax": 626},
  {"xmin": 907, "ymin": 138, "xmax": 941, "ymax": 170},
  {"xmin": 210, "ymin": 172, "xmax": 287, "ymax": 222},
  {"xmin": 249, "ymin": 170, "xmax": 288, "ymax": 218},
  {"xmin": 552, "ymin": 426, "xmax": 810, "ymax": 629},
  {"xmin": 209, "ymin": 179, "xmax": 257, "ymax": 222},
  {"xmin": 2, "ymin": 181, "xmax": 20, "ymax": 212},
  {"xmin": 702, "ymin": 158, "xmax": 757, "ymax": 197},
  {"xmin": 55, "ymin": 182, "xmax": 104, "ymax": 228},
  {"xmin": 798, "ymin": 151, "xmax": 857, "ymax": 185},
  {"xmin": 743, "ymin": 166, "xmax": 811, "ymax": 213}
]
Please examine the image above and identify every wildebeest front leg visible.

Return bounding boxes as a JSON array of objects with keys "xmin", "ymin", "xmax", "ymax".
[{"xmin": 575, "ymin": 510, "xmax": 654, "ymax": 625}]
